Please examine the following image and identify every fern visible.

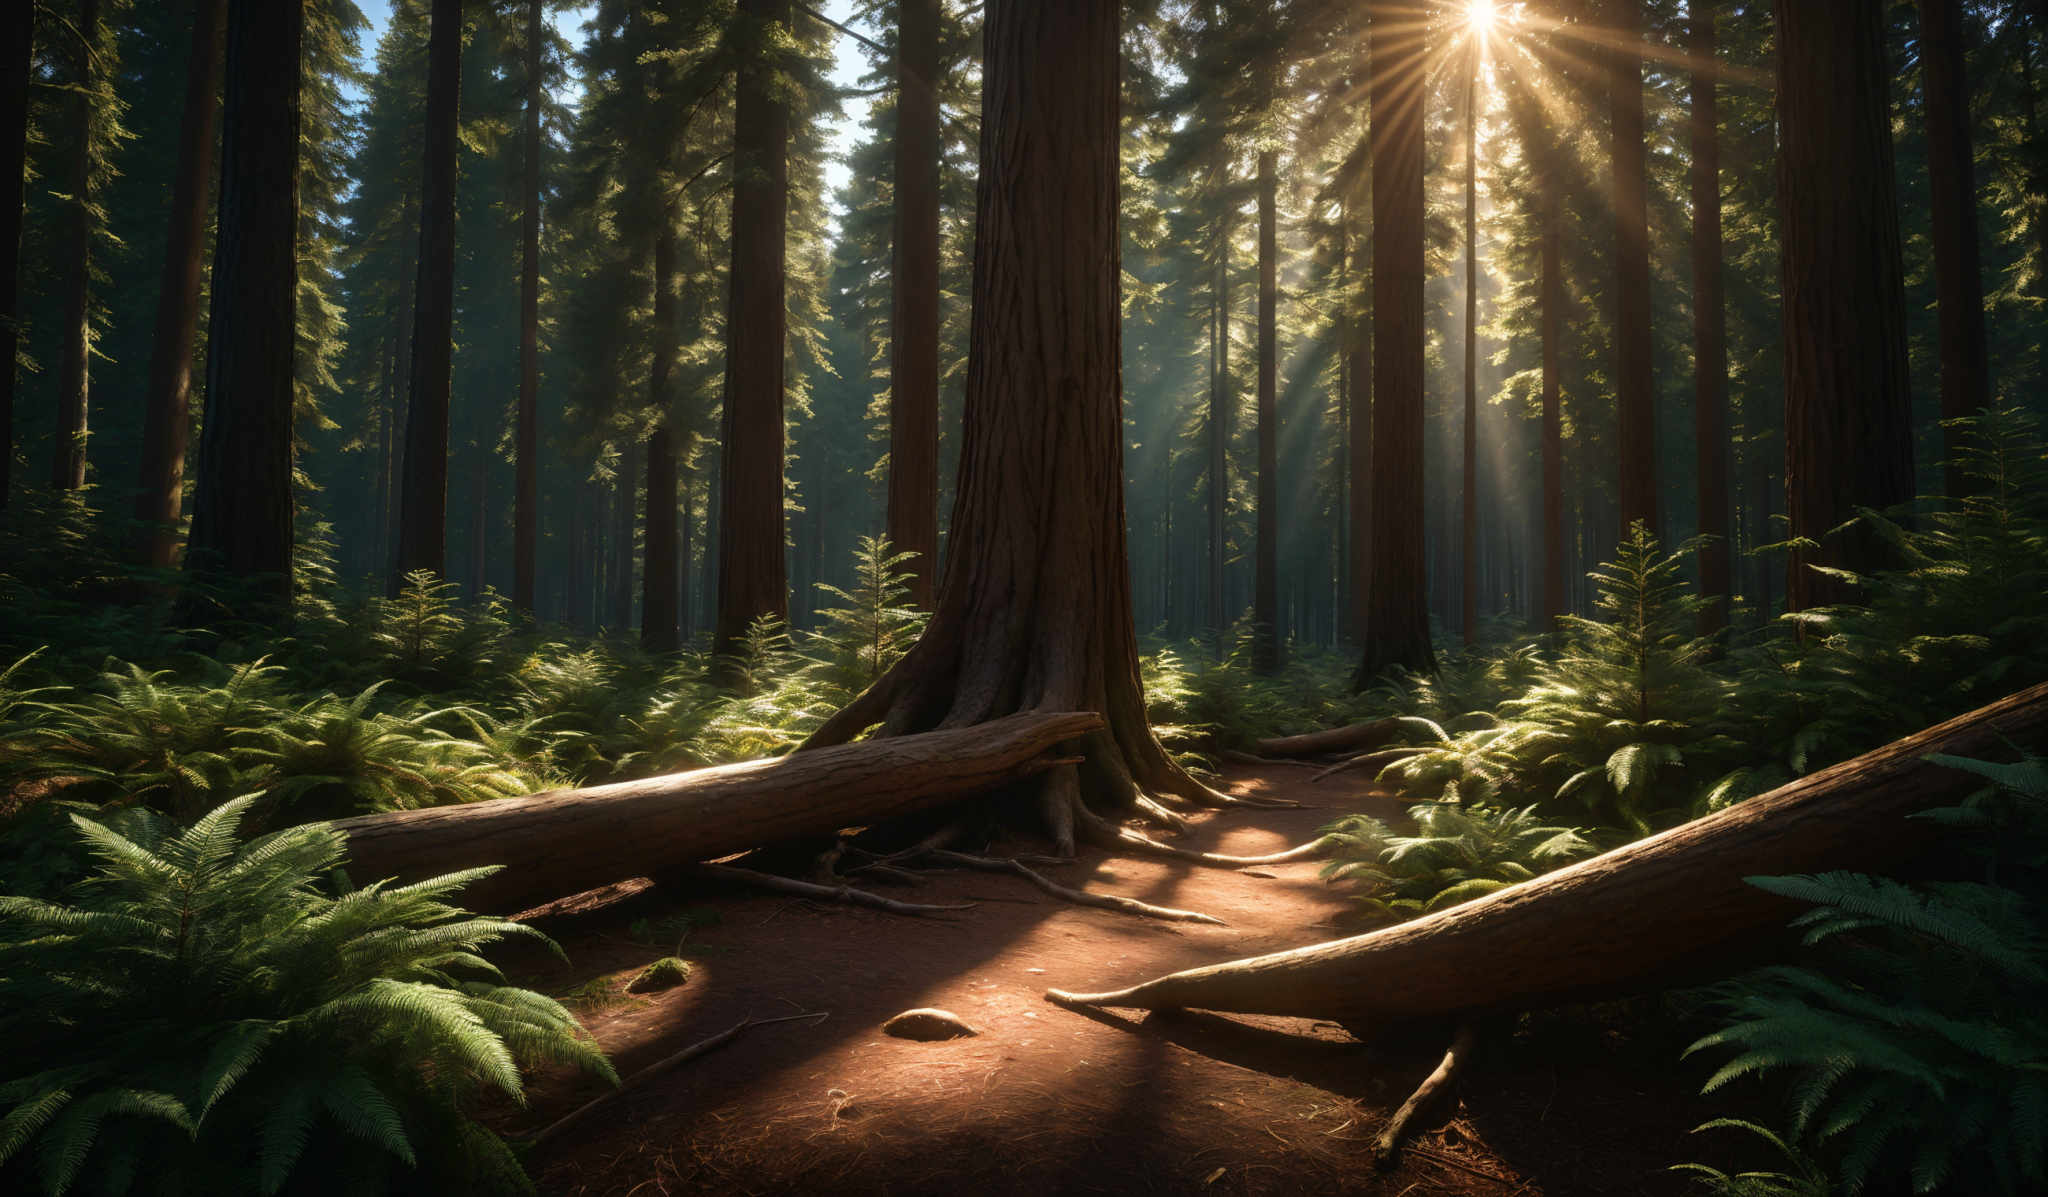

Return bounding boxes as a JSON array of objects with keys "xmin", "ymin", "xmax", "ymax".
[{"xmin": 1317, "ymin": 802, "xmax": 1595, "ymax": 918}]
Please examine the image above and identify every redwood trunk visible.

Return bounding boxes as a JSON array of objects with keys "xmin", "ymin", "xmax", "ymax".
[
  {"xmin": 1344, "ymin": 192, "xmax": 1371, "ymax": 643},
  {"xmin": 394, "ymin": 0, "xmax": 462, "ymax": 590},
  {"xmin": 1461, "ymin": 51, "xmax": 1478, "ymax": 646},
  {"xmin": 1209, "ymin": 213, "xmax": 1231, "ymax": 637},
  {"xmin": 1776, "ymin": 0, "xmax": 1916, "ymax": 611},
  {"xmin": 642, "ymin": 222, "xmax": 680, "ymax": 655},
  {"xmin": 514, "ymin": 0, "xmax": 542, "ymax": 612},
  {"xmin": 1253, "ymin": 147, "xmax": 1279, "ymax": 674},
  {"xmin": 1540, "ymin": 171, "xmax": 1563, "ymax": 626},
  {"xmin": 887, "ymin": 0, "xmax": 941, "ymax": 608},
  {"xmin": 184, "ymin": 0, "xmax": 301, "ymax": 612},
  {"xmin": 1691, "ymin": 4, "xmax": 1731, "ymax": 637},
  {"xmin": 53, "ymin": 0, "xmax": 100, "ymax": 493},
  {"xmin": 0, "ymin": 2, "xmax": 30, "ymax": 512},
  {"xmin": 1051, "ymin": 681, "xmax": 2048, "ymax": 1024},
  {"xmin": 1611, "ymin": 0, "xmax": 1656, "ymax": 537},
  {"xmin": 1917, "ymin": 0, "xmax": 1991, "ymax": 496}
]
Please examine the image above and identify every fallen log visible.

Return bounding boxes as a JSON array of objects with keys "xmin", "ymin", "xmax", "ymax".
[
  {"xmin": 1253, "ymin": 717, "xmax": 1404, "ymax": 760},
  {"xmin": 1046, "ymin": 681, "xmax": 2048, "ymax": 1026},
  {"xmin": 333, "ymin": 711, "xmax": 1104, "ymax": 913}
]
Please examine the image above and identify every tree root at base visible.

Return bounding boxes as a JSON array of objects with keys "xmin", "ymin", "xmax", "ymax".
[
  {"xmin": 915, "ymin": 849, "xmax": 1226, "ymax": 925},
  {"xmin": 680, "ymin": 863, "xmax": 977, "ymax": 917},
  {"xmin": 1373, "ymin": 1023, "xmax": 1478, "ymax": 1166}
]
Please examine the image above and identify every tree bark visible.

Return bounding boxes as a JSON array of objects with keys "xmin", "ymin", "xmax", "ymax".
[
  {"xmin": 52, "ymin": 0, "xmax": 100, "ymax": 493},
  {"xmin": 1209, "ymin": 208, "xmax": 1231, "ymax": 638},
  {"xmin": 334, "ymin": 711, "xmax": 1104, "ymax": 914},
  {"xmin": 183, "ymin": 0, "xmax": 300, "ymax": 614},
  {"xmin": 394, "ymin": 0, "xmax": 462, "ymax": 591},
  {"xmin": 1776, "ymin": 0, "xmax": 1916, "ymax": 611},
  {"xmin": 1048, "ymin": 680, "xmax": 2048, "ymax": 1025},
  {"xmin": 1253, "ymin": 717, "xmax": 1402, "ymax": 760},
  {"xmin": 1540, "ymin": 171, "xmax": 1563, "ymax": 626},
  {"xmin": 1461, "ymin": 45, "xmax": 1478, "ymax": 647},
  {"xmin": 1691, "ymin": 3, "xmax": 1731, "ymax": 639},
  {"xmin": 1344, "ymin": 191, "xmax": 1372, "ymax": 643},
  {"xmin": 134, "ymin": 0, "xmax": 227, "ymax": 569},
  {"xmin": 1917, "ymin": 0, "xmax": 1991, "ymax": 496},
  {"xmin": 0, "ymin": 1, "xmax": 31, "ymax": 512},
  {"xmin": 887, "ymin": 0, "xmax": 941, "ymax": 608},
  {"xmin": 1253, "ymin": 147, "xmax": 1279, "ymax": 674},
  {"xmin": 1356, "ymin": 0, "xmax": 1434, "ymax": 685},
  {"xmin": 1610, "ymin": 0, "xmax": 1656, "ymax": 538},
  {"xmin": 715, "ymin": 0, "xmax": 792, "ymax": 663},
  {"xmin": 642, "ymin": 220, "xmax": 680, "ymax": 655},
  {"xmin": 514, "ymin": 0, "xmax": 542, "ymax": 612}
]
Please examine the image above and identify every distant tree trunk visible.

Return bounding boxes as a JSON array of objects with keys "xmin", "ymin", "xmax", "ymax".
[
  {"xmin": 514, "ymin": 0, "xmax": 542, "ymax": 612},
  {"xmin": 887, "ymin": 0, "xmax": 941, "ymax": 607},
  {"xmin": 1609, "ymin": 0, "xmax": 1655, "ymax": 536},
  {"xmin": 1209, "ymin": 209, "xmax": 1231, "ymax": 638},
  {"xmin": 1356, "ymin": 0, "xmax": 1434, "ymax": 686},
  {"xmin": 1691, "ymin": 3, "xmax": 1731, "ymax": 639},
  {"xmin": 394, "ymin": 0, "xmax": 462, "ymax": 591},
  {"xmin": 1253, "ymin": 147, "xmax": 1280, "ymax": 674},
  {"xmin": 612, "ymin": 442, "xmax": 636, "ymax": 632},
  {"xmin": 1775, "ymin": 0, "xmax": 1916, "ymax": 611},
  {"xmin": 1344, "ymin": 191, "xmax": 1371, "ymax": 643},
  {"xmin": 1917, "ymin": 0, "xmax": 1990, "ymax": 495},
  {"xmin": 715, "ymin": 0, "xmax": 791, "ymax": 663},
  {"xmin": 1460, "ymin": 48, "xmax": 1478, "ymax": 647},
  {"xmin": 1540, "ymin": 163, "xmax": 1564, "ymax": 626},
  {"xmin": 384, "ymin": 197, "xmax": 417, "ymax": 581},
  {"xmin": 183, "ymin": 0, "xmax": 301, "ymax": 614},
  {"xmin": 52, "ymin": 0, "xmax": 100, "ymax": 493},
  {"xmin": 642, "ymin": 221, "xmax": 680, "ymax": 655},
  {"xmin": 373, "ymin": 332, "xmax": 394, "ymax": 574},
  {"xmin": 134, "ymin": 0, "xmax": 227, "ymax": 568},
  {"xmin": 0, "ymin": 2, "xmax": 31, "ymax": 512}
]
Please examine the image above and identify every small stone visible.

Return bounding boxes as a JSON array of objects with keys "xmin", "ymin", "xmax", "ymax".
[
  {"xmin": 882, "ymin": 1007, "xmax": 979, "ymax": 1041},
  {"xmin": 625, "ymin": 956, "xmax": 692, "ymax": 993}
]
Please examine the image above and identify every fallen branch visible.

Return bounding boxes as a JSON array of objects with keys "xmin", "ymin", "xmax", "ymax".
[
  {"xmin": 1218, "ymin": 749, "xmax": 1322, "ymax": 769},
  {"xmin": 918, "ymin": 849, "xmax": 1225, "ymax": 925},
  {"xmin": 681, "ymin": 863, "xmax": 976, "ymax": 917},
  {"xmin": 1310, "ymin": 745, "xmax": 1430, "ymax": 784},
  {"xmin": 1373, "ymin": 1023, "xmax": 1478, "ymax": 1166},
  {"xmin": 1255, "ymin": 718, "xmax": 1403, "ymax": 760}
]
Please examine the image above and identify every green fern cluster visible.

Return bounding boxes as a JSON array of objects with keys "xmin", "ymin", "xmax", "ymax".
[
  {"xmin": 0, "ymin": 796, "xmax": 615, "ymax": 1195},
  {"xmin": 1316, "ymin": 802, "xmax": 1595, "ymax": 918}
]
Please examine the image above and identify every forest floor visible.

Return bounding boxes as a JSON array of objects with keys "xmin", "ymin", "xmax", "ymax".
[{"xmin": 500, "ymin": 765, "xmax": 1727, "ymax": 1196}]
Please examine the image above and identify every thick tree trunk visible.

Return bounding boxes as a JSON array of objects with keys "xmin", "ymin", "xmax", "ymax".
[
  {"xmin": 184, "ymin": 0, "xmax": 301, "ymax": 613},
  {"xmin": 714, "ymin": 0, "xmax": 791, "ymax": 662},
  {"xmin": 1691, "ymin": 4, "xmax": 1731, "ymax": 639},
  {"xmin": 1917, "ymin": 0, "xmax": 1990, "ymax": 496},
  {"xmin": 514, "ymin": 0, "xmax": 542, "ymax": 613},
  {"xmin": 1050, "ymin": 680, "xmax": 2048, "ymax": 1025},
  {"xmin": 1356, "ymin": 0, "xmax": 1434, "ymax": 685},
  {"xmin": 1611, "ymin": 0, "xmax": 1656, "ymax": 537},
  {"xmin": 642, "ymin": 222, "xmax": 680, "ymax": 654},
  {"xmin": 134, "ymin": 0, "xmax": 226, "ymax": 568},
  {"xmin": 335, "ymin": 711, "xmax": 1104, "ymax": 914},
  {"xmin": 1461, "ymin": 52, "xmax": 1478, "ymax": 647},
  {"xmin": 1776, "ymin": 0, "xmax": 1916, "ymax": 612},
  {"xmin": 887, "ymin": 0, "xmax": 941, "ymax": 608},
  {"xmin": 53, "ymin": 0, "xmax": 100, "ymax": 494},
  {"xmin": 394, "ymin": 0, "xmax": 462, "ymax": 591},
  {"xmin": 1253, "ymin": 147, "xmax": 1279, "ymax": 674},
  {"xmin": 0, "ymin": 2, "xmax": 30, "ymax": 512}
]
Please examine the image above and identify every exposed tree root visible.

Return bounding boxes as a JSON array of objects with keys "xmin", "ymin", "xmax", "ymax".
[
  {"xmin": 1372, "ymin": 1023, "xmax": 1478, "ymax": 1166},
  {"xmin": 916, "ymin": 849, "xmax": 1226, "ymax": 925},
  {"xmin": 1218, "ymin": 749, "xmax": 1322, "ymax": 769},
  {"xmin": 1310, "ymin": 746, "xmax": 1428, "ymax": 784},
  {"xmin": 680, "ymin": 863, "xmax": 976, "ymax": 918},
  {"xmin": 1067, "ymin": 798, "xmax": 1338, "ymax": 868},
  {"xmin": 1133, "ymin": 793, "xmax": 1190, "ymax": 833}
]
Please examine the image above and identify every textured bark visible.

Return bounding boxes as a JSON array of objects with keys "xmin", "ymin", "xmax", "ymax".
[
  {"xmin": 1209, "ymin": 212, "xmax": 1231, "ymax": 637},
  {"xmin": 887, "ymin": 0, "xmax": 942, "ymax": 608},
  {"xmin": 1048, "ymin": 681, "xmax": 2048, "ymax": 1025},
  {"xmin": 715, "ymin": 0, "xmax": 792, "ymax": 661},
  {"xmin": 1460, "ymin": 50, "xmax": 1478, "ymax": 647},
  {"xmin": 642, "ymin": 221, "xmax": 680, "ymax": 654},
  {"xmin": 1357, "ymin": 0, "xmax": 1434, "ymax": 685},
  {"xmin": 394, "ymin": 0, "xmax": 462, "ymax": 590},
  {"xmin": 1776, "ymin": 0, "xmax": 1916, "ymax": 612},
  {"xmin": 1610, "ymin": 0, "xmax": 1656, "ymax": 537},
  {"xmin": 334, "ymin": 711, "xmax": 1103, "ymax": 914},
  {"xmin": 1344, "ymin": 193, "xmax": 1372, "ymax": 643},
  {"xmin": 1253, "ymin": 147, "xmax": 1279, "ymax": 674},
  {"xmin": 53, "ymin": 0, "xmax": 100, "ymax": 493},
  {"xmin": 133, "ymin": 0, "xmax": 226, "ymax": 568},
  {"xmin": 1539, "ymin": 179, "xmax": 1563, "ymax": 626},
  {"xmin": 1691, "ymin": 4, "xmax": 1731, "ymax": 639},
  {"xmin": 1917, "ymin": 0, "xmax": 1991, "ymax": 496},
  {"xmin": 514, "ymin": 0, "xmax": 542, "ymax": 612},
  {"xmin": 0, "ymin": 1, "xmax": 30, "ymax": 512},
  {"xmin": 184, "ymin": 0, "xmax": 300, "ymax": 612}
]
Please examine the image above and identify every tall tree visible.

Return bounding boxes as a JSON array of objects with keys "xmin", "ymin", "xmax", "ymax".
[
  {"xmin": 514, "ymin": 0, "xmax": 542, "ymax": 612},
  {"xmin": 1253, "ymin": 144, "xmax": 1279, "ymax": 674},
  {"xmin": 1460, "ymin": 28, "xmax": 1478, "ymax": 646},
  {"xmin": 1208, "ymin": 195, "xmax": 1231, "ymax": 636},
  {"xmin": 0, "ymin": 2, "xmax": 28, "ymax": 511},
  {"xmin": 52, "ymin": 0, "xmax": 103, "ymax": 492},
  {"xmin": 1774, "ymin": 0, "xmax": 1916, "ymax": 611},
  {"xmin": 1609, "ymin": 0, "xmax": 1656, "ymax": 535},
  {"xmin": 1356, "ymin": 0, "xmax": 1434, "ymax": 685},
  {"xmin": 1917, "ymin": 0, "xmax": 1990, "ymax": 494},
  {"xmin": 1691, "ymin": 2, "xmax": 1731, "ymax": 638},
  {"xmin": 134, "ymin": 0, "xmax": 228, "ymax": 568},
  {"xmin": 1343, "ymin": 187, "xmax": 1371, "ymax": 643},
  {"xmin": 715, "ymin": 0, "xmax": 792, "ymax": 662},
  {"xmin": 887, "ymin": 0, "xmax": 941, "ymax": 608},
  {"xmin": 394, "ymin": 0, "xmax": 462, "ymax": 589},
  {"xmin": 184, "ymin": 0, "xmax": 302, "ymax": 612},
  {"xmin": 642, "ymin": 217, "xmax": 680, "ymax": 654}
]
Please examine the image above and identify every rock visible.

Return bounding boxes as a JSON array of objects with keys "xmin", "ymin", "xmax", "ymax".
[
  {"xmin": 625, "ymin": 956, "xmax": 692, "ymax": 993},
  {"xmin": 882, "ymin": 1007, "xmax": 979, "ymax": 1041}
]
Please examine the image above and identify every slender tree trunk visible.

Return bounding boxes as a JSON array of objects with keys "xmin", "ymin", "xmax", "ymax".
[
  {"xmin": 1345, "ymin": 190, "xmax": 1371, "ymax": 643},
  {"xmin": 53, "ymin": 0, "xmax": 100, "ymax": 493},
  {"xmin": 1775, "ymin": 0, "xmax": 1916, "ymax": 611},
  {"xmin": 1692, "ymin": 4, "xmax": 1731, "ymax": 639},
  {"xmin": 643, "ymin": 222, "xmax": 680, "ymax": 655},
  {"xmin": 1356, "ymin": 0, "xmax": 1435, "ymax": 685},
  {"xmin": 1209, "ymin": 209, "xmax": 1231, "ymax": 638},
  {"xmin": 1609, "ymin": 0, "xmax": 1656, "ymax": 536},
  {"xmin": 1540, "ymin": 164, "xmax": 1563, "ymax": 627},
  {"xmin": 0, "ymin": 3, "xmax": 32, "ymax": 512},
  {"xmin": 715, "ymin": 0, "xmax": 791, "ymax": 663},
  {"xmin": 888, "ymin": 0, "xmax": 941, "ymax": 607},
  {"xmin": 1917, "ymin": 0, "xmax": 1991, "ymax": 495},
  {"xmin": 373, "ymin": 332, "xmax": 394, "ymax": 577},
  {"xmin": 1461, "ymin": 47, "xmax": 1478, "ymax": 647},
  {"xmin": 1253, "ymin": 148, "xmax": 1279, "ymax": 674},
  {"xmin": 184, "ymin": 0, "xmax": 301, "ymax": 615},
  {"xmin": 613, "ymin": 440, "xmax": 636, "ymax": 632},
  {"xmin": 515, "ymin": 0, "xmax": 542, "ymax": 612},
  {"xmin": 394, "ymin": 0, "xmax": 462, "ymax": 591},
  {"xmin": 134, "ymin": 0, "xmax": 227, "ymax": 568}
]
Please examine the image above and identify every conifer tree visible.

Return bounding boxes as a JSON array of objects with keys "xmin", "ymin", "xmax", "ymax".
[{"xmin": 0, "ymin": 2, "xmax": 27, "ymax": 512}]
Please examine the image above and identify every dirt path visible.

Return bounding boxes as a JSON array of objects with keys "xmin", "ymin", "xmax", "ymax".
[{"xmin": 504, "ymin": 766, "xmax": 1721, "ymax": 1196}]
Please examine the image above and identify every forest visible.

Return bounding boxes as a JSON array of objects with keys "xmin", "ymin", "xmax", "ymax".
[{"xmin": 1, "ymin": 0, "xmax": 2046, "ymax": 1193}]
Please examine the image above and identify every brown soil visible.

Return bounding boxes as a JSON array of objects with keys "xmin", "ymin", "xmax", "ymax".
[{"xmin": 502, "ymin": 766, "xmax": 1732, "ymax": 1196}]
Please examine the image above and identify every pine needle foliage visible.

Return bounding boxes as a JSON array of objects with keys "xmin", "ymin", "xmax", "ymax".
[
  {"xmin": 1317, "ymin": 802, "xmax": 1596, "ymax": 917},
  {"xmin": 0, "ymin": 796, "xmax": 615, "ymax": 1196}
]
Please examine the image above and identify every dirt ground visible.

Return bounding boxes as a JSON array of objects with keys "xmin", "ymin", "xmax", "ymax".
[{"xmin": 499, "ymin": 765, "xmax": 1733, "ymax": 1196}]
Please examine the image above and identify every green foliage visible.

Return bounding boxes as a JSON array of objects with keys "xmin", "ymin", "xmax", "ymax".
[
  {"xmin": 1317, "ymin": 802, "xmax": 1595, "ymax": 918},
  {"xmin": 0, "ymin": 797, "xmax": 614, "ymax": 1196},
  {"xmin": 626, "ymin": 957, "xmax": 693, "ymax": 993},
  {"xmin": 1670, "ymin": 1119, "xmax": 1831, "ymax": 1197}
]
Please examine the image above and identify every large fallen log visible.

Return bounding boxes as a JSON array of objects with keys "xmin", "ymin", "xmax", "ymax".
[
  {"xmin": 332, "ymin": 711, "xmax": 1103, "ymax": 913},
  {"xmin": 1047, "ymin": 681, "xmax": 2048, "ymax": 1026},
  {"xmin": 1253, "ymin": 717, "xmax": 1403, "ymax": 760}
]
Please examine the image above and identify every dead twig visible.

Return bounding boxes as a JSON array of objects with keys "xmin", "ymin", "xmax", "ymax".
[
  {"xmin": 683, "ymin": 863, "xmax": 976, "ymax": 917},
  {"xmin": 1373, "ymin": 1024, "xmax": 1479, "ymax": 1167}
]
